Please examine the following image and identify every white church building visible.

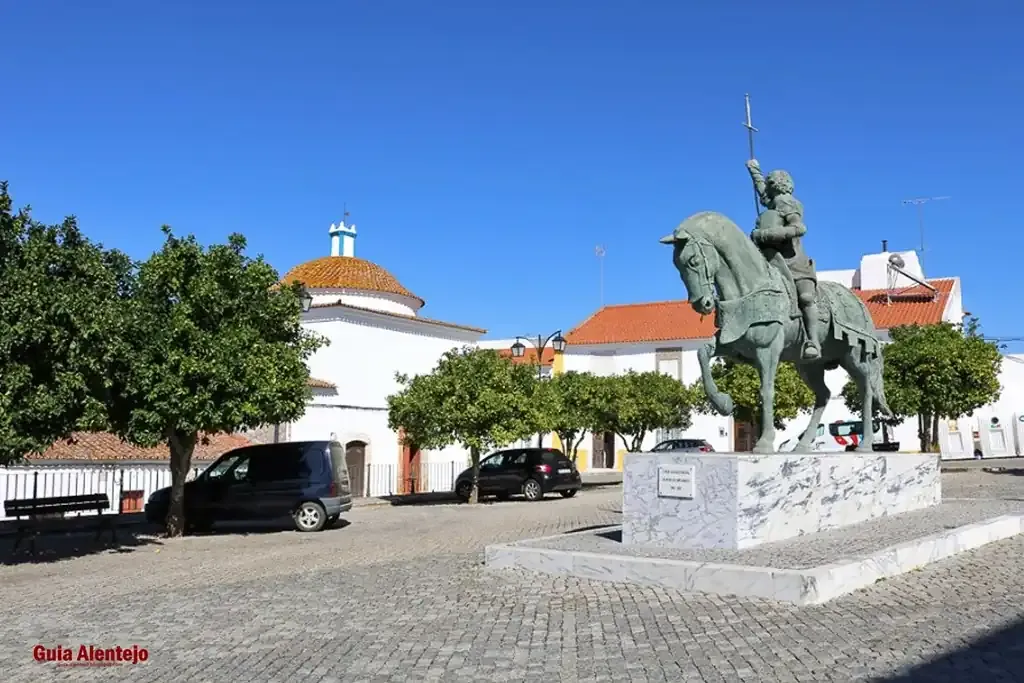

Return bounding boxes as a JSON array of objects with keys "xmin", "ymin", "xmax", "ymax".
[{"xmin": 279, "ymin": 219, "xmax": 486, "ymax": 497}]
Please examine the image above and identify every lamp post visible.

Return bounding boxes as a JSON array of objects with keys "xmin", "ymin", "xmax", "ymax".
[
  {"xmin": 510, "ymin": 331, "xmax": 567, "ymax": 447},
  {"xmin": 299, "ymin": 288, "xmax": 314, "ymax": 313}
]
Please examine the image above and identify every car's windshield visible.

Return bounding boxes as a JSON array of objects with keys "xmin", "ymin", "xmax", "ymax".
[{"xmin": 202, "ymin": 453, "xmax": 242, "ymax": 479}]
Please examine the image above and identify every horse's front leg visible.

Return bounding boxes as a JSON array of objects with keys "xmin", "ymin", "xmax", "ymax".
[
  {"xmin": 752, "ymin": 328, "xmax": 785, "ymax": 454},
  {"xmin": 698, "ymin": 341, "xmax": 733, "ymax": 416}
]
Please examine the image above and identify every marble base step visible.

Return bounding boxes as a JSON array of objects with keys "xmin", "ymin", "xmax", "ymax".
[{"xmin": 485, "ymin": 499, "xmax": 1024, "ymax": 605}]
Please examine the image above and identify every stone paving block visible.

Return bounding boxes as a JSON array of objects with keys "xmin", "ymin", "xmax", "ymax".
[{"xmin": 1, "ymin": 474, "xmax": 1024, "ymax": 681}]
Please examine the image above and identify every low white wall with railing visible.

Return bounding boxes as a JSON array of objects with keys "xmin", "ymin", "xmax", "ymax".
[
  {"xmin": 1, "ymin": 459, "xmax": 467, "ymax": 517},
  {"xmin": 0, "ymin": 463, "xmax": 204, "ymax": 520}
]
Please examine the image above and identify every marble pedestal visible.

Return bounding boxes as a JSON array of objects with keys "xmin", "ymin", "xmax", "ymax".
[{"xmin": 623, "ymin": 452, "xmax": 940, "ymax": 550}]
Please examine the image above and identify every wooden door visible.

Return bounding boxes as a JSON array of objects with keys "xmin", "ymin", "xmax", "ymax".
[
  {"xmin": 734, "ymin": 420, "xmax": 756, "ymax": 452},
  {"xmin": 345, "ymin": 441, "xmax": 367, "ymax": 497}
]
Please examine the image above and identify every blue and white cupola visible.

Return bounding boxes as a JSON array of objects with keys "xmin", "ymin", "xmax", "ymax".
[{"xmin": 329, "ymin": 219, "xmax": 357, "ymax": 257}]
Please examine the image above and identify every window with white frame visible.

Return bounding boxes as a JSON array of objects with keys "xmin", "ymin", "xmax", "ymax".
[{"xmin": 655, "ymin": 348, "xmax": 683, "ymax": 382}]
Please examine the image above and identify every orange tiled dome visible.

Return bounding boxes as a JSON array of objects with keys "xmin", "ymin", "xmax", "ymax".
[{"xmin": 281, "ymin": 256, "xmax": 423, "ymax": 306}]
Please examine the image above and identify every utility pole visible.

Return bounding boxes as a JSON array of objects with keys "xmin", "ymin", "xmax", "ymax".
[
  {"xmin": 901, "ymin": 196, "xmax": 950, "ymax": 265},
  {"xmin": 742, "ymin": 93, "xmax": 761, "ymax": 217},
  {"xmin": 595, "ymin": 245, "xmax": 606, "ymax": 307}
]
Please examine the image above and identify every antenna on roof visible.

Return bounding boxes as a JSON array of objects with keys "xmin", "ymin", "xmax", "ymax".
[
  {"xmin": 595, "ymin": 245, "xmax": 606, "ymax": 308},
  {"xmin": 342, "ymin": 202, "xmax": 351, "ymax": 225},
  {"xmin": 901, "ymin": 196, "xmax": 949, "ymax": 267}
]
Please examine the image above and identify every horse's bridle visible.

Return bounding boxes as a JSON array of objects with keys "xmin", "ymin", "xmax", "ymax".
[{"xmin": 681, "ymin": 234, "xmax": 716, "ymax": 303}]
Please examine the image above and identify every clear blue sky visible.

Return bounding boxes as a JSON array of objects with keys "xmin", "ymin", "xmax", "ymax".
[{"xmin": 5, "ymin": 2, "xmax": 1023, "ymax": 347}]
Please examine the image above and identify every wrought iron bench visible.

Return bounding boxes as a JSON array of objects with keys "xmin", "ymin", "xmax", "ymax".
[{"xmin": 4, "ymin": 493, "xmax": 116, "ymax": 554}]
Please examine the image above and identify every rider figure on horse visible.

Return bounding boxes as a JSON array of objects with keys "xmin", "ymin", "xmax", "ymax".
[{"xmin": 745, "ymin": 159, "xmax": 821, "ymax": 361}]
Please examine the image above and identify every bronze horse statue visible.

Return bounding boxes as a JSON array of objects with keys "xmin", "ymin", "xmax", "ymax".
[{"xmin": 661, "ymin": 211, "xmax": 892, "ymax": 454}]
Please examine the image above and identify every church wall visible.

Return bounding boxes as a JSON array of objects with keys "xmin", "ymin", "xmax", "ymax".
[
  {"xmin": 302, "ymin": 314, "xmax": 480, "ymax": 410},
  {"xmin": 290, "ymin": 313, "xmax": 482, "ymax": 485}
]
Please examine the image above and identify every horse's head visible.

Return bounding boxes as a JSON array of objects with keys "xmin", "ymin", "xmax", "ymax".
[{"xmin": 660, "ymin": 228, "xmax": 719, "ymax": 315}]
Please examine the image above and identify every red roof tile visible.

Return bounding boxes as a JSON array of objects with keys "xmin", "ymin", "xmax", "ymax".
[
  {"xmin": 565, "ymin": 279, "xmax": 954, "ymax": 346},
  {"xmin": 497, "ymin": 347, "xmax": 555, "ymax": 365},
  {"xmin": 31, "ymin": 432, "xmax": 253, "ymax": 462},
  {"xmin": 307, "ymin": 377, "xmax": 336, "ymax": 389}
]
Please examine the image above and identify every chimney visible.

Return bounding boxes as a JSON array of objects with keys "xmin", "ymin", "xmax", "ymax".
[{"xmin": 881, "ymin": 239, "xmax": 888, "ymax": 252}]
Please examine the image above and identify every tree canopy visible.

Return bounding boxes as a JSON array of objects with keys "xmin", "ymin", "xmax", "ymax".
[
  {"xmin": 534, "ymin": 370, "xmax": 606, "ymax": 462},
  {"xmin": 704, "ymin": 359, "xmax": 814, "ymax": 431},
  {"xmin": 841, "ymin": 319, "xmax": 1002, "ymax": 451},
  {"xmin": 0, "ymin": 182, "xmax": 134, "ymax": 465},
  {"xmin": 387, "ymin": 347, "xmax": 541, "ymax": 503},
  {"xmin": 105, "ymin": 228, "xmax": 326, "ymax": 535},
  {"xmin": 596, "ymin": 371, "xmax": 703, "ymax": 452}
]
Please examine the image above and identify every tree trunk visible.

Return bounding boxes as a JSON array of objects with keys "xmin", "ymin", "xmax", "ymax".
[
  {"xmin": 572, "ymin": 433, "xmax": 586, "ymax": 464},
  {"xmin": 166, "ymin": 429, "xmax": 198, "ymax": 537},
  {"xmin": 630, "ymin": 433, "xmax": 644, "ymax": 452},
  {"xmin": 931, "ymin": 413, "xmax": 940, "ymax": 452},
  {"xmin": 469, "ymin": 446, "xmax": 480, "ymax": 505},
  {"xmin": 918, "ymin": 412, "xmax": 937, "ymax": 453}
]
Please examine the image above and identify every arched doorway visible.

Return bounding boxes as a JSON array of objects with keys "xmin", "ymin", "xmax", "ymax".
[{"xmin": 345, "ymin": 441, "xmax": 367, "ymax": 498}]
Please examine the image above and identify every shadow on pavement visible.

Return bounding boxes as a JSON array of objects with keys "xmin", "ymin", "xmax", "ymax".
[
  {"xmin": 562, "ymin": 524, "xmax": 620, "ymax": 535},
  {"xmin": 874, "ymin": 614, "xmax": 1024, "ymax": 682},
  {"xmin": 364, "ymin": 491, "xmax": 586, "ymax": 507},
  {"xmin": 0, "ymin": 525, "xmax": 162, "ymax": 566},
  {"xmin": 192, "ymin": 518, "xmax": 353, "ymax": 536}
]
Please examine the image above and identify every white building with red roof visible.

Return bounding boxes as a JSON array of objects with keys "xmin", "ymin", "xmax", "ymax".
[{"xmin": 526, "ymin": 242, "xmax": 1022, "ymax": 473}]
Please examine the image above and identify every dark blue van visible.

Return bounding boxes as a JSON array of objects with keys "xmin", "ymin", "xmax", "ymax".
[{"xmin": 145, "ymin": 440, "xmax": 353, "ymax": 532}]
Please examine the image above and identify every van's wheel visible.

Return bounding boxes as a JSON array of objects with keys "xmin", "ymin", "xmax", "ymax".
[
  {"xmin": 523, "ymin": 478, "xmax": 543, "ymax": 501},
  {"xmin": 455, "ymin": 481, "xmax": 472, "ymax": 501},
  {"xmin": 294, "ymin": 501, "xmax": 327, "ymax": 532}
]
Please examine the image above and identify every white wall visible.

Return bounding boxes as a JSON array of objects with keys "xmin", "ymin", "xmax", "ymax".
[{"xmin": 292, "ymin": 306, "xmax": 483, "ymax": 471}]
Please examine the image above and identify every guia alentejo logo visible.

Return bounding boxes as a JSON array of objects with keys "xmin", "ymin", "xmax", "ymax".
[{"xmin": 34, "ymin": 644, "xmax": 149, "ymax": 666}]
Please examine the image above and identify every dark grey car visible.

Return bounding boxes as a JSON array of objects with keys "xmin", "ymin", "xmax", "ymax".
[
  {"xmin": 145, "ymin": 440, "xmax": 353, "ymax": 532},
  {"xmin": 651, "ymin": 438, "xmax": 715, "ymax": 453}
]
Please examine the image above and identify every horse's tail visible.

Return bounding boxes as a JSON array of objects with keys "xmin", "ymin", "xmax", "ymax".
[{"xmin": 870, "ymin": 354, "xmax": 893, "ymax": 419}]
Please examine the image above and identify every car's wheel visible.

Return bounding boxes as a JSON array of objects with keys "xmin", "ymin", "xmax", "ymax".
[
  {"xmin": 455, "ymin": 480, "xmax": 473, "ymax": 500},
  {"xmin": 523, "ymin": 478, "xmax": 543, "ymax": 501},
  {"xmin": 560, "ymin": 489, "xmax": 578, "ymax": 498},
  {"xmin": 293, "ymin": 501, "xmax": 327, "ymax": 532}
]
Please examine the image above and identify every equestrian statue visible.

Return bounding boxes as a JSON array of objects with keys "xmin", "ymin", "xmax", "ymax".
[{"xmin": 660, "ymin": 158, "xmax": 892, "ymax": 454}]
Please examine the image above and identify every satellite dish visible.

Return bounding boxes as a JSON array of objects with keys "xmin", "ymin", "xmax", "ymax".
[{"xmin": 888, "ymin": 253, "xmax": 906, "ymax": 268}]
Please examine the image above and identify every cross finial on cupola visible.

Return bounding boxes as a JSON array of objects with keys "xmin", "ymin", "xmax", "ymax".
[{"xmin": 328, "ymin": 206, "xmax": 357, "ymax": 257}]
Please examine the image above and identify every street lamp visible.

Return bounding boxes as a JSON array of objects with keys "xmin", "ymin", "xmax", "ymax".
[
  {"xmin": 510, "ymin": 331, "xmax": 567, "ymax": 447},
  {"xmin": 300, "ymin": 288, "xmax": 314, "ymax": 313}
]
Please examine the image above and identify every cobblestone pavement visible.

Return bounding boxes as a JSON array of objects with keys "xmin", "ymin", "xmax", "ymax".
[{"xmin": 3, "ymin": 472, "xmax": 1024, "ymax": 682}]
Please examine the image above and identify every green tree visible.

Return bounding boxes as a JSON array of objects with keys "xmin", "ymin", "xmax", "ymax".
[
  {"xmin": 0, "ymin": 182, "xmax": 134, "ymax": 465},
  {"xmin": 596, "ymin": 371, "xmax": 702, "ymax": 452},
  {"xmin": 841, "ymin": 319, "xmax": 1002, "ymax": 452},
  {"xmin": 535, "ymin": 371, "xmax": 607, "ymax": 463},
  {"xmin": 387, "ymin": 347, "xmax": 541, "ymax": 503},
  {"xmin": 105, "ymin": 228, "xmax": 326, "ymax": 536},
  {"xmin": 704, "ymin": 359, "xmax": 815, "ymax": 432}
]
